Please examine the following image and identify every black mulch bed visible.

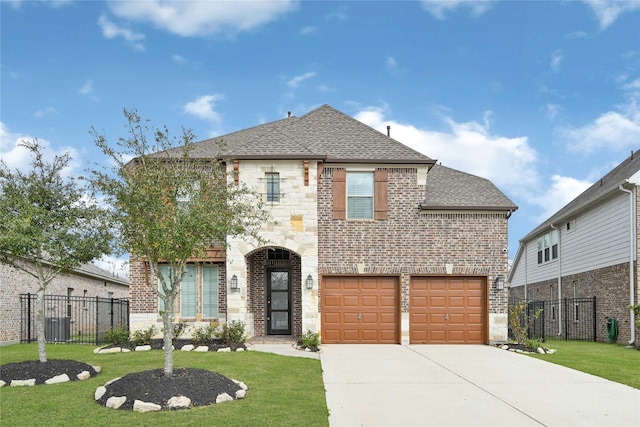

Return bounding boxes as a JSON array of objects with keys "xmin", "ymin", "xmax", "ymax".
[
  {"xmin": 0, "ymin": 359, "xmax": 99, "ymax": 385},
  {"xmin": 96, "ymin": 367, "xmax": 244, "ymax": 410},
  {"xmin": 100, "ymin": 338, "xmax": 246, "ymax": 352}
]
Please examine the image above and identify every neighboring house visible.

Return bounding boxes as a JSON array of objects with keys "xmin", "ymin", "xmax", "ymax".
[
  {"xmin": 0, "ymin": 259, "xmax": 129, "ymax": 345},
  {"xmin": 129, "ymin": 105, "xmax": 517, "ymax": 345},
  {"xmin": 509, "ymin": 150, "xmax": 640, "ymax": 345}
]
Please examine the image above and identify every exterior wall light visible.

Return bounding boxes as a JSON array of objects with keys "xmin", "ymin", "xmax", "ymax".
[
  {"xmin": 306, "ymin": 274, "xmax": 314, "ymax": 289},
  {"xmin": 494, "ymin": 275, "xmax": 504, "ymax": 290},
  {"xmin": 230, "ymin": 274, "xmax": 238, "ymax": 291}
]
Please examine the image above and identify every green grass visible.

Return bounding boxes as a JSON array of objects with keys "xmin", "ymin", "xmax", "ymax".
[
  {"xmin": 528, "ymin": 340, "xmax": 640, "ymax": 389},
  {"xmin": 0, "ymin": 343, "xmax": 329, "ymax": 426}
]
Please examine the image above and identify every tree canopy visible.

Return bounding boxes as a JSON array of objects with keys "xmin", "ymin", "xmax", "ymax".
[
  {"xmin": 90, "ymin": 109, "xmax": 268, "ymax": 376},
  {"xmin": 0, "ymin": 140, "xmax": 114, "ymax": 361}
]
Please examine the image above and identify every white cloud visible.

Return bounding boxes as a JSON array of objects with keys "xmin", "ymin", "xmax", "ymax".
[
  {"xmin": 300, "ymin": 26, "xmax": 317, "ymax": 35},
  {"xmin": 530, "ymin": 175, "xmax": 592, "ymax": 223},
  {"xmin": 582, "ymin": 0, "xmax": 640, "ymax": 30},
  {"xmin": 287, "ymin": 72, "xmax": 316, "ymax": 88},
  {"xmin": 79, "ymin": 79, "xmax": 94, "ymax": 95},
  {"xmin": 34, "ymin": 107, "xmax": 57, "ymax": 118},
  {"xmin": 0, "ymin": 122, "xmax": 79, "ymax": 178},
  {"xmin": 562, "ymin": 110, "xmax": 640, "ymax": 153},
  {"xmin": 171, "ymin": 54, "xmax": 186, "ymax": 63},
  {"xmin": 98, "ymin": 14, "xmax": 145, "ymax": 51},
  {"xmin": 544, "ymin": 103, "xmax": 563, "ymax": 122},
  {"xmin": 106, "ymin": 1, "xmax": 297, "ymax": 37},
  {"xmin": 420, "ymin": 0, "xmax": 494, "ymax": 19},
  {"xmin": 550, "ymin": 49, "xmax": 563, "ymax": 72},
  {"xmin": 354, "ymin": 106, "xmax": 538, "ymax": 192},
  {"xmin": 182, "ymin": 94, "xmax": 224, "ymax": 123}
]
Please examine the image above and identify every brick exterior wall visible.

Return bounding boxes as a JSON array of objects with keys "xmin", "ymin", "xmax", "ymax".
[
  {"xmin": 318, "ymin": 167, "xmax": 510, "ymax": 341},
  {"xmin": 509, "ymin": 262, "xmax": 638, "ymax": 343},
  {"xmin": 0, "ymin": 262, "xmax": 129, "ymax": 344}
]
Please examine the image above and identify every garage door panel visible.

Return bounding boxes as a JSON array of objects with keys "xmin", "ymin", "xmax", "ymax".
[
  {"xmin": 410, "ymin": 277, "xmax": 486, "ymax": 344},
  {"xmin": 321, "ymin": 276, "xmax": 399, "ymax": 344}
]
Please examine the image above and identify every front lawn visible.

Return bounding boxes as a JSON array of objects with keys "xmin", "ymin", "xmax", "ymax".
[
  {"xmin": 0, "ymin": 343, "xmax": 329, "ymax": 426},
  {"xmin": 528, "ymin": 340, "xmax": 640, "ymax": 389}
]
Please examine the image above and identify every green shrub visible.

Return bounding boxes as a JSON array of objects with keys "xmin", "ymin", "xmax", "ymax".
[
  {"xmin": 104, "ymin": 324, "xmax": 130, "ymax": 345},
  {"xmin": 216, "ymin": 320, "xmax": 246, "ymax": 345},
  {"xmin": 300, "ymin": 330, "xmax": 320, "ymax": 348},
  {"xmin": 132, "ymin": 325, "xmax": 156, "ymax": 345},
  {"xmin": 162, "ymin": 321, "xmax": 188, "ymax": 342},
  {"xmin": 508, "ymin": 299, "xmax": 542, "ymax": 347},
  {"xmin": 192, "ymin": 324, "xmax": 218, "ymax": 345}
]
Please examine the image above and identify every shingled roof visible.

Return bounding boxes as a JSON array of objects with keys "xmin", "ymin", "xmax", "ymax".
[
  {"xmin": 421, "ymin": 164, "xmax": 517, "ymax": 211},
  {"xmin": 176, "ymin": 104, "xmax": 434, "ymax": 164},
  {"xmin": 522, "ymin": 149, "xmax": 640, "ymax": 241}
]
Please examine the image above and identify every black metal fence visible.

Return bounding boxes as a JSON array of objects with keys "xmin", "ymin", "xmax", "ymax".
[
  {"xmin": 509, "ymin": 297, "xmax": 596, "ymax": 342},
  {"xmin": 20, "ymin": 293, "xmax": 129, "ymax": 345}
]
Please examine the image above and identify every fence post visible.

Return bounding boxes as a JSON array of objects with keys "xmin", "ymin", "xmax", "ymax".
[
  {"xmin": 27, "ymin": 293, "xmax": 32, "ymax": 343},
  {"xmin": 592, "ymin": 296, "xmax": 597, "ymax": 341},
  {"xmin": 95, "ymin": 296, "xmax": 100, "ymax": 346},
  {"xmin": 563, "ymin": 298, "xmax": 568, "ymax": 340}
]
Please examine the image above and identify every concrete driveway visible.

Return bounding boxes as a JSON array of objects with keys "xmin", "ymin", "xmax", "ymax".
[{"xmin": 320, "ymin": 344, "xmax": 640, "ymax": 427}]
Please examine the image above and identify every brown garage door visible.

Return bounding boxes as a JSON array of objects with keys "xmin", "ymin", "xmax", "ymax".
[
  {"xmin": 322, "ymin": 276, "xmax": 399, "ymax": 344},
  {"xmin": 410, "ymin": 276, "xmax": 486, "ymax": 344}
]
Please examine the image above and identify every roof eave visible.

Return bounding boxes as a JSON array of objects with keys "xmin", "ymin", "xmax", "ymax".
[{"xmin": 419, "ymin": 204, "xmax": 518, "ymax": 212}]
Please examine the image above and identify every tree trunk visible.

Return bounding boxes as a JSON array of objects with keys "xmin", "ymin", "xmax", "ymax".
[
  {"xmin": 162, "ymin": 294, "xmax": 175, "ymax": 377},
  {"xmin": 36, "ymin": 288, "xmax": 47, "ymax": 362}
]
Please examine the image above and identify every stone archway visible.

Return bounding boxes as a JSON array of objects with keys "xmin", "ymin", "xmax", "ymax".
[{"xmin": 246, "ymin": 247, "xmax": 302, "ymax": 338}]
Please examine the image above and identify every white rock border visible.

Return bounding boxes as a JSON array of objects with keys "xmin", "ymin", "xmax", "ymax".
[{"xmin": 1, "ymin": 365, "xmax": 101, "ymax": 388}]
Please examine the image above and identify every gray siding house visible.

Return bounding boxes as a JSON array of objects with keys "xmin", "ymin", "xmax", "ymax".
[
  {"xmin": 129, "ymin": 105, "xmax": 517, "ymax": 345},
  {"xmin": 509, "ymin": 150, "xmax": 640, "ymax": 345}
]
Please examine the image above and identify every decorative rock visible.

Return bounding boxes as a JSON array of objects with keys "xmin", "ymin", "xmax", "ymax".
[
  {"xmin": 45, "ymin": 373, "xmax": 70, "ymax": 385},
  {"xmin": 95, "ymin": 386, "xmax": 107, "ymax": 400},
  {"xmin": 194, "ymin": 346, "xmax": 209, "ymax": 352},
  {"xmin": 11, "ymin": 379, "xmax": 36, "ymax": 387},
  {"xmin": 133, "ymin": 399, "xmax": 162, "ymax": 413},
  {"xmin": 106, "ymin": 396, "xmax": 127, "ymax": 409},
  {"xmin": 92, "ymin": 366, "xmax": 102, "ymax": 373},
  {"xmin": 135, "ymin": 345, "xmax": 151, "ymax": 351},
  {"xmin": 236, "ymin": 347, "xmax": 245, "ymax": 352},
  {"xmin": 181, "ymin": 344, "xmax": 194, "ymax": 352},
  {"xmin": 99, "ymin": 347, "xmax": 130, "ymax": 354},
  {"xmin": 232, "ymin": 380, "xmax": 248, "ymax": 390},
  {"xmin": 0, "ymin": 380, "xmax": 5, "ymax": 387},
  {"xmin": 105, "ymin": 377, "xmax": 121, "ymax": 386},
  {"xmin": 217, "ymin": 347, "xmax": 231, "ymax": 353},
  {"xmin": 161, "ymin": 345, "xmax": 175, "ymax": 351},
  {"xmin": 77, "ymin": 371, "xmax": 91, "ymax": 381},
  {"xmin": 235, "ymin": 389, "xmax": 247, "ymax": 399},
  {"xmin": 216, "ymin": 393, "xmax": 233, "ymax": 403},
  {"xmin": 537, "ymin": 347, "xmax": 546, "ymax": 354},
  {"xmin": 499, "ymin": 344, "xmax": 509, "ymax": 350},
  {"xmin": 547, "ymin": 349, "xmax": 557, "ymax": 354},
  {"xmin": 167, "ymin": 395, "xmax": 191, "ymax": 409}
]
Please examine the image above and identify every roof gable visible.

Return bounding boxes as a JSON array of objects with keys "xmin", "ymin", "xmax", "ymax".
[{"xmin": 523, "ymin": 149, "xmax": 640, "ymax": 240}]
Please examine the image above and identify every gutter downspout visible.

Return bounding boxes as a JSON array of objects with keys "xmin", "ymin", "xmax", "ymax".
[
  {"xmin": 618, "ymin": 184, "xmax": 636, "ymax": 345},
  {"xmin": 551, "ymin": 223, "xmax": 562, "ymax": 336},
  {"xmin": 520, "ymin": 242, "xmax": 527, "ymax": 300}
]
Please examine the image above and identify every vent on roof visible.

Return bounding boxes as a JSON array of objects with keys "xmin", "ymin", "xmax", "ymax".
[
  {"xmin": 288, "ymin": 111, "xmax": 291, "ymax": 118},
  {"xmin": 387, "ymin": 125, "xmax": 391, "ymax": 137}
]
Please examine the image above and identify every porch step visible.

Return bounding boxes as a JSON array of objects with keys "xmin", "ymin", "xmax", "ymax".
[{"xmin": 248, "ymin": 335, "xmax": 297, "ymax": 344}]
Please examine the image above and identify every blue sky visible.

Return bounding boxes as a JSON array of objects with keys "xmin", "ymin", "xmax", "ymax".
[{"xmin": 2, "ymin": 0, "xmax": 640, "ymax": 272}]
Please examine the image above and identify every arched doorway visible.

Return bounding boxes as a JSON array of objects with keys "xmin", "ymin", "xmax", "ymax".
[{"xmin": 246, "ymin": 247, "xmax": 302, "ymax": 338}]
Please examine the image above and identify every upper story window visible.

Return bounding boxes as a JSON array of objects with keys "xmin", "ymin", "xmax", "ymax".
[
  {"xmin": 332, "ymin": 169, "xmax": 388, "ymax": 220},
  {"xmin": 537, "ymin": 229, "xmax": 559, "ymax": 264},
  {"xmin": 266, "ymin": 172, "xmax": 280, "ymax": 202},
  {"xmin": 347, "ymin": 172, "xmax": 374, "ymax": 219}
]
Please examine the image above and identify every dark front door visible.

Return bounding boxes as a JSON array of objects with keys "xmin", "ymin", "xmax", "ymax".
[{"xmin": 267, "ymin": 269, "xmax": 291, "ymax": 335}]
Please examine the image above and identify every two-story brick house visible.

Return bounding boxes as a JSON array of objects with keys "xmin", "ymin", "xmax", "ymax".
[{"xmin": 129, "ymin": 105, "xmax": 517, "ymax": 345}]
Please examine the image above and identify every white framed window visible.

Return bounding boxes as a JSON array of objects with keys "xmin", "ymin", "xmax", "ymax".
[
  {"xmin": 537, "ymin": 229, "xmax": 558, "ymax": 264},
  {"xmin": 203, "ymin": 265, "xmax": 219, "ymax": 318},
  {"xmin": 347, "ymin": 172, "xmax": 374, "ymax": 219},
  {"xmin": 266, "ymin": 172, "xmax": 280, "ymax": 202}
]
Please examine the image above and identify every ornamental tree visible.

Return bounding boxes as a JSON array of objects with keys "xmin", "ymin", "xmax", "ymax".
[
  {"xmin": 90, "ymin": 109, "xmax": 268, "ymax": 377},
  {"xmin": 0, "ymin": 140, "xmax": 113, "ymax": 362}
]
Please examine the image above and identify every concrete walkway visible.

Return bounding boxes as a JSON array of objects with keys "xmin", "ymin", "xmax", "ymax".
[{"xmin": 320, "ymin": 344, "xmax": 640, "ymax": 427}]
